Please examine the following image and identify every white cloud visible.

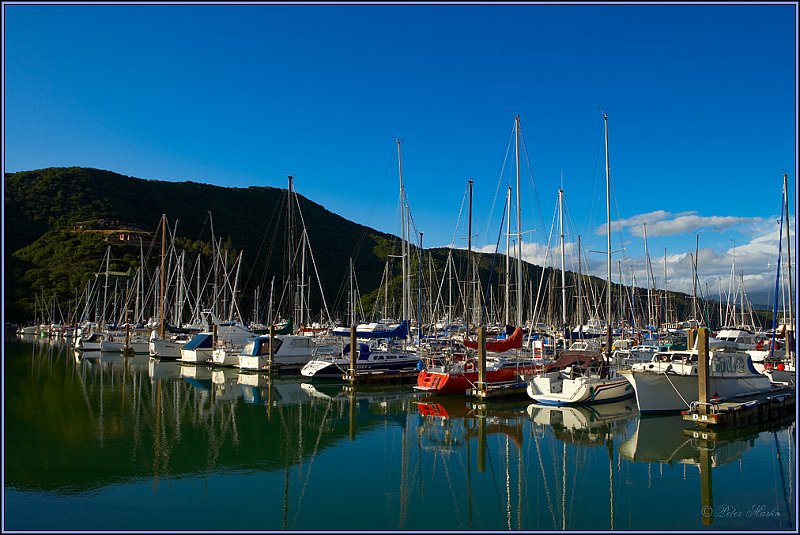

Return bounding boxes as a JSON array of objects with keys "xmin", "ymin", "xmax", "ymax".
[
  {"xmin": 474, "ymin": 214, "xmax": 793, "ymax": 306},
  {"xmin": 596, "ymin": 210, "xmax": 763, "ymax": 238}
]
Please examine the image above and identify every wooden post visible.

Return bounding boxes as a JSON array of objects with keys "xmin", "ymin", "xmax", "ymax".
[
  {"xmin": 124, "ymin": 322, "xmax": 133, "ymax": 357},
  {"xmin": 477, "ymin": 325, "xmax": 487, "ymax": 393},
  {"xmin": 477, "ymin": 413, "xmax": 487, "ymax": 473},
  {"xmin": 348, "ymin": 324, "xmax": 357, "ymax": 383},
  {"xmin": 212, "ymin": 323, "xmax": 218, "ymax": 347},
  {"xmin": 686, "ymin": 328, "xmax": 695, "ymax": 351},
  {"xmin": 699, "ymin": 440, "xmax": 713, "ymax": 525},
  {"xmin": 268, "ymin": 324, "xmax": 274, "ymax": 373},
  {"xmin": 348, "ymin": 386, "xmax": 356, "ymax": 441},
  {"xmin": 697, "ymin": 327, "xmax": 709, "ymax": 416}
]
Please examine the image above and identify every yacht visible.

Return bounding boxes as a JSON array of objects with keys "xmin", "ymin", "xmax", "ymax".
[
  {"xmin": 300, "ymin": 341, "xmax": 419, "ymax": 377},
  {"xmin": 526, "ymin": 349, "xmax": 633, "ymax": 406},
  {"xmin": 619, "ymin": 348, "xmax": 774, "ymax": 413}
]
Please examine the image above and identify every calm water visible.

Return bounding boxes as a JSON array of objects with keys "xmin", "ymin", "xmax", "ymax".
[{"xmin": 3, "ymin": 334, "xmax": 797, "ymax": 532}]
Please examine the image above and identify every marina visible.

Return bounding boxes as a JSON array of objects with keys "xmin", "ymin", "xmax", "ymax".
[
  {"xmin": 4, "ymin": 4, "xmax": 796, "ymax": 533},
  {"xmin": 4, "ymin": 333, "xmax": 796, "ymax": 531}
]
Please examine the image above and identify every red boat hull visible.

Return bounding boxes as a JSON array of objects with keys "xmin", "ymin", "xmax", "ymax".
[{"xmin": 416, "ymin": 362, "xmax": 540, "ymax": 395}]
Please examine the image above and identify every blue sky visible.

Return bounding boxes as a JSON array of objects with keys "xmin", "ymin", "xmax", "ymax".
[{"xmin": 4, "ymin": 2, "xmax": 797, "ymax": 306}]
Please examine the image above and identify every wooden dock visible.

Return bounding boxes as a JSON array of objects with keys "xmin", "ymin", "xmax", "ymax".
[
  {"xmin": 681, "ymin": 387, "xmax": 795, "ymax": 430},
  {"xmin": 342, "ymin": 369, "xmax": 419, "ymax": 385},
  {"xmin": 467, "ymin": 381, "xmax": 529, "ymax": 400}
]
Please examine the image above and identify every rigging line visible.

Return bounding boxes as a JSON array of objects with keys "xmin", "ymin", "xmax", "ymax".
[
  {"xmin": 584, "ymin": 121, "xmax": 606, "ymax": 245},
  {"xmin": 531, "ymin": 199, "xmax": 559, "ymax": 328},
  {"xmin": 244, "ymin": 186, "xmax": 288, "ymax": 293},
  {"xmin": 291, "ymin": 399, "xmax": 334, "ymax": 528},
  {"xmin": 293, "ymin": 193, "xmax": 335, "ymax": 325},
  {"xmin": 481, "ymin": 193, "xmax": 509, "ymax": 324},
  {"xmin": 519, "ymin": 125, "xmax": 547, "ymax": 240},
  {"xmin": 661, "ymin": 369, "xmax": 692, "ymax": 409},
  {"xmin": 450, "ymin": 184, "xmax": 470, "ymax": 248},
  {"xmin": 772, "ymin": 430, "xmax": 793, "ymax": 528},
  {"xmin": 531, "ymin": 422, "xmax": 559, "ymax": 528},
  {"xmin": 480, "ymin": 121, "xmax": 516, "ymax": 249}
]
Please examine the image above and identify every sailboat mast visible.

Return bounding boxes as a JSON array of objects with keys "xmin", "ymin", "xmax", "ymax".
[
  {"xmin": 505, "ymin": 185, "xmax": 511, "ymax": 326},
  {"xmin": 643, "ymin": 222, "xmax": 652, "ymax": 327},
  {"xmin": 603, "ymin": 112, "xmax": 612, "ymax": 359},
  {"xmin": 577, "ymin": 234, "xmax": 583, "ymax": 338},
  {"xmin": 514, "ymin": 115, "xmax": 523, "ymax": 327},
  {"xmin": 159, "ymin": 214, "xmax": 166, "ymax": 337},
  {"xmin": 467, "ymin": 178, "xmax": 473, "ymax": 335},
  {"xmin": 783, "ymin": 173, "xmax": 794, "ymax": 335},
  {"xmin": 558, "ymin": 188, "xmax": 567, "ymax": 334},
  {"xmin": 694, "ymin": 234, "xmax": 700, "ymax": 323},
  {"xmin": 300, "ymin": 229, "xmax": 307, "ymax": 328},
  {"xmin": 350, "ymin": 258, "xmax": 355, "ymax": 325},
  {"xmin": 397, "ymin": 139, "xmax": 408, "ymax": 325},
  {"xmin": 103, "ymin": 246, "xmax": 110, "ymax": 326},
  {"xmin": 418, "ymin": 231, "xmax": 423, "ymax": 344}
]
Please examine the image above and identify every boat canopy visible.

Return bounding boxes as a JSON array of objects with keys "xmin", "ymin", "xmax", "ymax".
[
  {"xmin": 463, "ymin": 326, "xmax": 523, "ymax": 352},
  {"xmin": 240, "ymin": 336, "xmax": 284, "ymax": 356},
  {"xmin": 342, "ymin": 343, "xmax": 372, "ymax": 360},
  {"xmin": 548, "ymin": 350, "xmax": 605, "ymax": 371},
  {"xmin": 182, "ymin": 333, "xmax": 213, "ymax": 350}
]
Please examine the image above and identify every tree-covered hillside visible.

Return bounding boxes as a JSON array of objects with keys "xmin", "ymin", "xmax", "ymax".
[{"xmin": 6, "ymin": 167, "xmax": 753, "ymax": 330}]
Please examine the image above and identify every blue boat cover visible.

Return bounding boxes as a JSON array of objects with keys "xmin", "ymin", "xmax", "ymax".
[{"xmin": 182, "ymin": 333, "xmax": 213, "ymax": 350}]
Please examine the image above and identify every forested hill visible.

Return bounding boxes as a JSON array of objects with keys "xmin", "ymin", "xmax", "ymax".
[
  {"xmin": 4, "ymin": 167, "xmax": 405, "ymax": 322},
  {"xmin": 6, "ymin": 167, "xmax": 708, "ymax": 328}
]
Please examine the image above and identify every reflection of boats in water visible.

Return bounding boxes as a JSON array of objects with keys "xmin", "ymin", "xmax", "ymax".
[
  {"xmin": 148, "ymin": 358, "xmax": 182, "ymax": 381},
  {"xmin": 237, "ymin": 374, "xmax": 314, "ymax": 406},
  {"xmin": 126, "ymin": 353, "xmax": 151, "ymax": 373},
  {"xmin": 415, "ymin": 396, "xmax": 528, "ymax": 451},
  {"xmin": 527, "ymin": 399, "xmax": 638, "ymax": 445},
  {"xmin": 179, "ymin": 363, "xmax": 213, "ymax": 380},
  {"xmin": 618, "ymin": 414, "xmax": 756, "ymax": 467}
]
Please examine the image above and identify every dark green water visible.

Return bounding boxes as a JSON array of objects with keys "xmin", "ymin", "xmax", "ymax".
[{"xmin": 3, "ymin": 334, "xmax": 796, "ymax": 531}]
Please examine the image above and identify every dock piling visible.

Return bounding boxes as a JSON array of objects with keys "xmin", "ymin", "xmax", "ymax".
[{"xmin": 698, "ymin": 327, "xmax": 709, "ymax": 416}]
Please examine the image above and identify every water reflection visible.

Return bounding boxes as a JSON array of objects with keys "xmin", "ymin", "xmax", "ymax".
[{"xmin": 4, "ymin": 334, "xmax": 796, "ymax": 531}]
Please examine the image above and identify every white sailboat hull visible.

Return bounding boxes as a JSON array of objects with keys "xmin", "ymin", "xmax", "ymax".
[{"xmin": 527, "ymin": 370, "xmax": 633, "ymax": 405}]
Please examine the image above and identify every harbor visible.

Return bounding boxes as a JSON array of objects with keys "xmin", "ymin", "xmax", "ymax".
[
  {"xmin": 4, "ymin": 4, "xmax": 796, "ymax": 533},
  {"xmin": 4, "ymin": 333, "xmax": 796, "ymax": 531}
]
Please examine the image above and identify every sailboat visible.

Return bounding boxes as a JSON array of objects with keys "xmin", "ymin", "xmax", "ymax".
[
  {"xmin": 416, "ymin": 118, "xmax": 543, "ymax": 395},
  {"xmin": 303, "ymin": 258, "xmax": 419, "ymax": 377},
  {"xmin": 749, "ymin": 173, "xmax": 795, "ymax": 386},
  {"xmin": 526, "ymin": 113, "xmax": 633, "ymax": 405}
]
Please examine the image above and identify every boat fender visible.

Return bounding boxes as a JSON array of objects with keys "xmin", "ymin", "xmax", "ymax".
[{"xmin": 416, "ymin": 359, "xmax": 426, "ymax": 371}]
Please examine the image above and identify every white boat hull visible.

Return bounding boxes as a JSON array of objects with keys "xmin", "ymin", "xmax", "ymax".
[
  {"xmin": 620, "ymin": 368, "xmax": 773, "ymax": 413},
  {"xmin": 211, "ymin": 347, "xmax": 241, "ymax": 367},
  {"xmin": 180, "ymin": 348, "xmax": 212, "ymax": 364},
  {"xmin": 527, "ymin": 371, "xmax": 633, "ymax": 405},
  {"xmin": 238, "ymin": 353, "xmax": 312, "ymax": 372},
  {"xmin": 99, "ymin": 340, "xmax": 125, "ymax": 352},
  {"xmin": 149, "ymin": 338, "xmax": 185, "ymax": 359}
]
